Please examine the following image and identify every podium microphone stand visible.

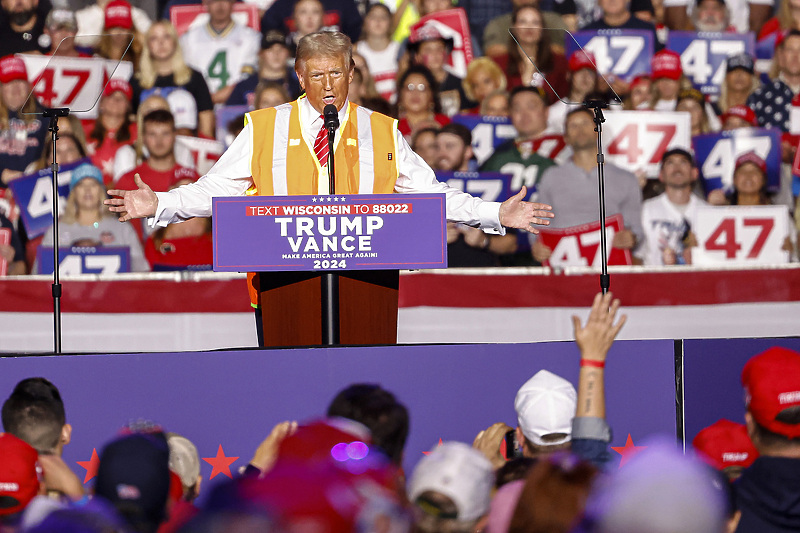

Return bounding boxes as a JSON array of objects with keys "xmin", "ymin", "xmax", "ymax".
[{"xmin": 321, "ymin": 104, "xmax": 340, "ymax": 345}]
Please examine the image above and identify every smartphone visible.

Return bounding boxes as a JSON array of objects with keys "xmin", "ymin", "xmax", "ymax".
[{"xmin": 504, "ymin": 429, "xmax": 522, "ymax": 459}]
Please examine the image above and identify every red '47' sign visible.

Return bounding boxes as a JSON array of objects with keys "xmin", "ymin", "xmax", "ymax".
[
  {"xmin": 538, "ymin": 214, "xmax": 632, "ymax": 268},
  {"xmin": 693, "ymin": 206, "xmax": 790, "ymax": 265},
  {"xmin": 603, "ymin": 110, "xmax": 692, "ymax": 178},
  {"xmin": 19, "ymin": 55, "xmax": 133, "ymax": 119}
]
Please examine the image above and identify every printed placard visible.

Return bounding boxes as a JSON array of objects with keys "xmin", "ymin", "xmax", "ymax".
[
  {"xmin": 175, "ymin": 135, "xmax": 224, "ymax": 175},
  {"xmin": 667, "ymin": 31, "xmax": 754, "ymax": 96},
  {"xmin": 693, "ymin": 205, "xmax": 790, "ymax": 265},
  {"xmin": 451, "ymin": 115, "xmax": 517, "ymax": 165},
  {"xmin": 170, "ymin": 4, "xmax": 260, "ymax": 36},
  {"xmin": 36, "ymin": 246, "xmax": 132, "ymax": 275},
  {"xmin": 213, "ymin": 194, "xmax": 447, "ymax": 271},
  {"xmin": 603, "ymin": 110, "xmax": 692, "ymax": 177},
  {"xmin": 7, "ymin": 158, "xmax": 92, "ymax": 239},
  {"xmin": 566, "ymin": 30, "xmax": 654, "ymax": 81},
  {"xmin": 19, "ymin": 55, "xmax": 133, "ymax": 119},
  {"xmin": 693, "ymin": 128, "xmax": 780, "ymax": 194},
  {"xmin": 409, "ymin": 9, "xmax": 474, "ymax": 79},
  {"xmin": 538, "ymin": 214, "xmax": 632, "ymax": 267}
]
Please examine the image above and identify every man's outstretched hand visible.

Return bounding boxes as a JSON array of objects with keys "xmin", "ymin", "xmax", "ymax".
[
  {"xmin": 498, "ymin": 186, "xmax": 554, "ymax": 234},
  {"xmin": 105, "ymin": 174, "xmax": 158, "ymax": 222}
]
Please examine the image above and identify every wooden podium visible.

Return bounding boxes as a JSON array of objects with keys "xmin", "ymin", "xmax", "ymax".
[
  {"xmin": 212, "ymin": 194, "xmax": 447, "ymax": 348},
  {"xmin": 258, "ymin": 270, "xmax": 399, "ymax": 347}
]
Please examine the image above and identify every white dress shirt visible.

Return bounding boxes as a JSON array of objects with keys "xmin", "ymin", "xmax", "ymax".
[{"xmin": 151, "ymin": 98, "xmax": 504, "ymax": 233}]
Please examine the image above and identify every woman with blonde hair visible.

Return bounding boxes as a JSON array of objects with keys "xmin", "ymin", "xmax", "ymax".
[
  {"xmin": 40, "ymin": 163, "xmax": 149, "ymax": 272},
  {"xmin": 718, "ymin": 54, "xmax": 760, "ymax": 113},
  {"xmin": 132, "ymin": 20, "xmax": 215, "ymax": 139},
  {"xmin": 462, "ymin": 58, "xmax": 508, "ymax": 114}
]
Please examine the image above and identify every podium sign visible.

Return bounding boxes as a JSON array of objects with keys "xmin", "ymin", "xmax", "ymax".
[{"xmin": 213, "ymin": 194, "xmax": 448, "ymax": 272}]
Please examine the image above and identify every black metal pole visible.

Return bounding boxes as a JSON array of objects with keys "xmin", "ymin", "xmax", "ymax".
[
  {"xmin": 44, "ymin": 107, "xmax": 69, "ymax": 354},
  {"xmin": 587, "ymin": 101, "xmax": 610, "ymax": 294},
  {"xmin": 321, "ymin": 126, "xmax": 339, "ymax": 345}
]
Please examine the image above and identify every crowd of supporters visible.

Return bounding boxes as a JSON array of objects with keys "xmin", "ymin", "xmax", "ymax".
[
  {"xmin": 2, "ymin": 292, "xmax": 800, "ymax": 532},
  {"xmin": 1, "ymin": 0, "xmax": 799, "ymax": 274}
]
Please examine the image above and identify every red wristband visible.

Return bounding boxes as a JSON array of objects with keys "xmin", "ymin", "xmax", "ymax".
[{"xmin": 580, "ymin": 359, "xmax": 605, "ymax": 368}]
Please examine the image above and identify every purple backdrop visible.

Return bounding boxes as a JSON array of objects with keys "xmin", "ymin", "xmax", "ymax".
[
  {"xmin": 683, "ymin": 337, "xmax": 800, "ymax": 445},
  {"xmin": 0, "ymin": 340, "xmax": 675, "ymax": 502}
]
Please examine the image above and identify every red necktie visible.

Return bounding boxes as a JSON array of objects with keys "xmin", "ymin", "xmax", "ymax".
[{"xmin": 313, "ymin": 116, "xmax": 329, "ymax": 166}]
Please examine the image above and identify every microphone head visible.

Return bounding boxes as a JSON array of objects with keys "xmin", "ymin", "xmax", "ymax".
[{"xmin": 323, "ymin": 104, "xmax": 339, "ymax": 130}]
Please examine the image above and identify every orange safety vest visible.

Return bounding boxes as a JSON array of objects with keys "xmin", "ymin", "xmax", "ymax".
[{"xmin": 244, "ymin": 97, "xmax": 400, "ymax": 307}]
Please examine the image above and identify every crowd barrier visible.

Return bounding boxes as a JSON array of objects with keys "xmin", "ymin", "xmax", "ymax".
[{"xmin": 1, "ymin": 265, "xmax": 798, "ymax": 353}]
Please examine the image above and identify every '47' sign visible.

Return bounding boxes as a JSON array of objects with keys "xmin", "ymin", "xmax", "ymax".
[
  {"xmin": 693, "ymin": 205, "xmax": 790, "ymax": 265},
  {"xmin": 538, "ymin": 214, "xmax": 632, "ymax": 268},
  {"xmin": 668, "ymin": 32, "xmax": 753, "ymax": 96},
  {"xmin": 693, "ymin": 128, "xmax": 780, "ymax": 194},
  {"xmin": 36, "ymin": 246, "xmax": 132, "ymax": 275},
  {"xmin": 603, "ymin": 110, "xmax": 692, "ymax": 177},
  {"xmin": 566, "ymin": 30, "xmax": 654, "ymax": 81},
  {"xmin": 19, "ymin": 55, "xmax": 133, "ymax": 119}
]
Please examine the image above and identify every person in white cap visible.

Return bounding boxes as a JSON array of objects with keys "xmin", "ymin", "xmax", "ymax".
[
  {"xmin": 407, "ymin": 441, "xmax": 494, "ymax": 533},
  {"xmin": 474, "ymin": 292, "xmax": 625, "ymax": 469},
  {"xmin": 514, "ymin": 369, "xmax": 578, "ymax": 455}
]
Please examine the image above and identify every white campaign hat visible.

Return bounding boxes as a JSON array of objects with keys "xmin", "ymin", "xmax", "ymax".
[
  {"xmin": 514, "ymin": 370, "xmax": 577, "ymax": 446},
  {"xmin": 407, "ymin": 441, "xmax": 493, "ymax": 522}
]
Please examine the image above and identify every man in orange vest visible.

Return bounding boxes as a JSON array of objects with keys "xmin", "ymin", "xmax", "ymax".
[{"xmin": 106, "ymin": 31, "xmax": 555, "ymax": 336}]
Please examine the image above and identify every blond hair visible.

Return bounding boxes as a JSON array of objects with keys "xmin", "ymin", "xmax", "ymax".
[
  {"xmin": 60, "ymin": 179, "xmax": 112, "ymax": 225},
  {"xmin": 296, "ymin": 31, "xmax": 353, "ymax": 73},
  {"xmin": 463, "ymin": 57, "xmax": 507, "ymax": 102},
  {"xmin": 138, "ymin": 21, "xmax": 192, "ymax": 89}
]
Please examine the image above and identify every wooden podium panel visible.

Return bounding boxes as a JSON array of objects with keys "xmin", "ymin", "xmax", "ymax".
[{"xmin": 259, "ymin": 271, "xmax": 399, "ymax": 347}]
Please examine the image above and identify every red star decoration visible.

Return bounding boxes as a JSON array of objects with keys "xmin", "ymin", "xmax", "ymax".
[
  {"xmin": 202, "ymin": 445, "xmax": 239, "ymax": 479},
  {"xmin": 77, "ymin": 448, "xmax": 100, "ymax": 484},
  {"xmin": 611, "ymin": 434, "xmax": 648, "ymax": 468},
  {"xmin": 422, "ymin": 438, "xmax": 444, "ymax": 456}
]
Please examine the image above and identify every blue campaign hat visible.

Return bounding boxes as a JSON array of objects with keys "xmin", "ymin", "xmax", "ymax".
[{"xmin": 69, "ymin": 163, "xmax": 104, "ymax": 191}]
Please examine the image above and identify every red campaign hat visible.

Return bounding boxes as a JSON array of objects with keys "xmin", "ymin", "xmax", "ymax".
[
  {"xmin": 651, "ymin": 50, "xmax": 682, "ymax": 80},
  {"xmin": 568, "ymin": 50, "xmax": 596, "ymax": 72},
  {"xmin": 630, "ymin": 73, "xmax": 651, "ymax": 89},
  {"xmin": 105, "ymin": 0, "xmax": 133, "ymax": 29},
  {"xmin": 0, "ymin": 433, "xmax": 41, "ymax": 517},
  {"xmin": 103, "ymin": 79, "xmax": 132, "ymax": 100},
  {"xmin": 735, "ymin": 150, "xmax": 767, "ymax": 174},
  {"xmin": 692, "ymin": 419, "xmax": 758, "ymax": 471},
  {"xmin": 0, "ymin": 55, "xmax": 28, "ymax": 84},
  {"xmin": 742, "ymin": 346, "xmax": 800, "ymax": 438},
  {"xmin": 722, "ymin": 105, "xmax": 758, "ymax": 126}
]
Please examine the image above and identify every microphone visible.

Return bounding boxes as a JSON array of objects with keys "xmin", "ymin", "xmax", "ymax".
[{"xmin": 323, "ymin": 104, "xmax": 339, "ymax": 132}]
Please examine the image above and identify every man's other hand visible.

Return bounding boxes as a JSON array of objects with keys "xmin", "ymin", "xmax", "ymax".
[
  {"xmin": 498, "ymin": 186, "xmax": 554, "ymax": 234},
  {"xmin": 105, "ymin": 174, "xmax": 158, "ymax": 222}
]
